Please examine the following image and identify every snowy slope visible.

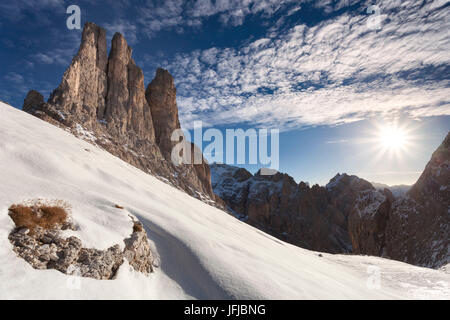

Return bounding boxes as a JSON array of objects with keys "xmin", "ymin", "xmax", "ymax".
[{"xmin": 0, "ymin": 102, "xmax": 449, "ymax": 300}]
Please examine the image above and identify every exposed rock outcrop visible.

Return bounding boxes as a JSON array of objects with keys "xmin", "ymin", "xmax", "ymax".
[
  {"xmin": 123, "ymin": 219, "xmax": 154, "ymax": 274},
  {"xmin": 23, "ymin": 90, "xmax": 44, "ymax": 113},
  {"xmin": 23, "ymin": 22, "xmax": 216, "ymax": 203},
  {"xmin": 8, "ymin": 204, "xmax": 154, "ymax": 280}
]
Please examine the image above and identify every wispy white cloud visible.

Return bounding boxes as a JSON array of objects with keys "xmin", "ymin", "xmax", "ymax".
[
  {"xmin": 137, "ymin": 0, "xmax": 303, "ymax": 37},
  {"xmin": 137, "ymin": 0, "xmax": 185, "ymax": 37},
  {"xmin": 4, "ymin": 72, "xmax": 24, "ymax": 84},
  {"xmin": 33, "ymin": 46, "xmax": 78, "ymax": 66},
  {"xmin": 31, "ymin": 31, "xmax": 80, "ymax": 66},
  {"xmin": 156, "ymin": 0, "xmax": 450, "ymax": 130},
  {"xmin": 104, "ymin": 19, "xmax": 138, "ymax": 45}
]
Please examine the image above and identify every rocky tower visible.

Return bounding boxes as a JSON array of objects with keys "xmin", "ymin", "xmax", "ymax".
[
  {"xmin": 23, "ymin": 22, "xmax": 215, "ymax": 202},
  {"xmin": 48, "ymin": 22, "xmax": 107, "ymax": 129},
  {"xmin": 105, "ymin": 33, "xmax": 155, "ymax": 141},
  {"xmin": 145, "ymin": 68, "xmax": 180, "ymax": 160},
  {"xmin": 146, "ymin": 69, "xmax": 214, "ymax": 196}
]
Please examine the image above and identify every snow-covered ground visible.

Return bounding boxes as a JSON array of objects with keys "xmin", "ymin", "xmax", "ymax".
[{"xmin": 0, "ymin": 102, "xmax": 449, "ymax": 300}]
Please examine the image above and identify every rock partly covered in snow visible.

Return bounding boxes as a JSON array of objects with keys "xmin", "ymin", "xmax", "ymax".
[
  {"xmin": 8, "ymin": 207, "xmax": 154, "ymax": 280},
  {"xmin": 348, "ymin": 133, "xmax": 449, "ymax": 268},
  {"xmin": 348, "ymin": 189, "xmax": 393, "ymax": 256},
  {"xmin": 123, "ymin": 220, "xmax": 154, "ymax": 274},
  {"xmin": 384, "ymin": 132, "xmax": 450, "ymax": 268},
  {"xmin": 371, "ymin": 182, "xmax": 410, "ymax": 198},
  {"xmin": 211, "ymin": 164, "xmax": 358, "ymax": 253}
]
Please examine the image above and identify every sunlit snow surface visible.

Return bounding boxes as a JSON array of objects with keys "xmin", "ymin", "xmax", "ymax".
[{"xmin": 0, "ymin": 102, "xmax": 448, "ymax": 299}]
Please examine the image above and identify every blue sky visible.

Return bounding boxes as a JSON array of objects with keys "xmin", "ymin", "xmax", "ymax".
[{"xmin": 0, "ymin": 0, "xmax": 449, "ymax": 185}]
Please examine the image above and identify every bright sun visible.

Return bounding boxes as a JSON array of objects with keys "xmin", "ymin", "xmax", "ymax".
[
  {"xmin": 379, "ymin": 126, "xmax": 407, "ymax": 149},
  {"xmin": 367, "ymin": 121, "xmax": 417, "ymax": 171},
  {"xmin": 378, "ymin": 126, "xmax": 408, "ymax": 150}
]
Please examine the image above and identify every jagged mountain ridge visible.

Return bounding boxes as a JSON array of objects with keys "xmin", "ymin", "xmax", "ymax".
[
  {"xmin": 211, "ymin": 165, "xmax": 367, "ymax": 253},
  {"xmin": 211, "ymin": 133, "xmax": 449, "ymax": 268},
  {"xmin": 23, "ymin": 22, "xmax": 216, "ymax": 203}
]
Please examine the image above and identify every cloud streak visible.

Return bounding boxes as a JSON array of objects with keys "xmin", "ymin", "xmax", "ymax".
[{"xmin": 137, "ymin": 0, "xmax": 302, "ymax": 37}]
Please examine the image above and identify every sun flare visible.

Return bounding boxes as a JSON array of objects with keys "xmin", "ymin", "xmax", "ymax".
[
  {"xmin": 368, "ymin": 121, "xmax": 418, "ymax": 164},
  {"xmin": 378, "ymin": 126, "xmax": 408, "ymax": 150}
]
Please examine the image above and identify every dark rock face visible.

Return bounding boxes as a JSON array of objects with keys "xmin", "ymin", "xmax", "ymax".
[
  {"xmin": 348, "ymin": 188, "xmax": 393, "ymax": 256},
  {"xmin": 347, "ymin": 133, "xmax": 449, "ymax": 268},
  {"xmin": 211, "ymin": 165, "xmax": 362, "ymax": 253},
  {"xmin": 23, "ymin": 90, "xmax": 44, "ymax": 113},
  {"xmin": 23, "ymin": 22, "xmax": 216, "ymax": 202},
  {"xmin": 384, "ymin": 132, "xmax": 450, "ymax": 268},
  {"xmin": 212, "ymin": 132, "xmax": 449, "ymax": 268}
]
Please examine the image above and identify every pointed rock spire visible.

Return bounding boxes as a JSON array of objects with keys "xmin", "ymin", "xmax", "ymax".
[
  {"xmin": 105, "ymin": 32, "xmax": 155, "ymax": 141},
  {"xmin": 48, "ymin": 22, "xmax": 107, "ymax": 125},
  {"xmin": 145, "ymin": 68, "xmax": 180, "ymax": 160}
]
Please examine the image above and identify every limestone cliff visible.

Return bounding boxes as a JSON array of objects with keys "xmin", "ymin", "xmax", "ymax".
[{"xmin": 23, "ymin": 22, "xmax": 216, "ymax": 203}]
